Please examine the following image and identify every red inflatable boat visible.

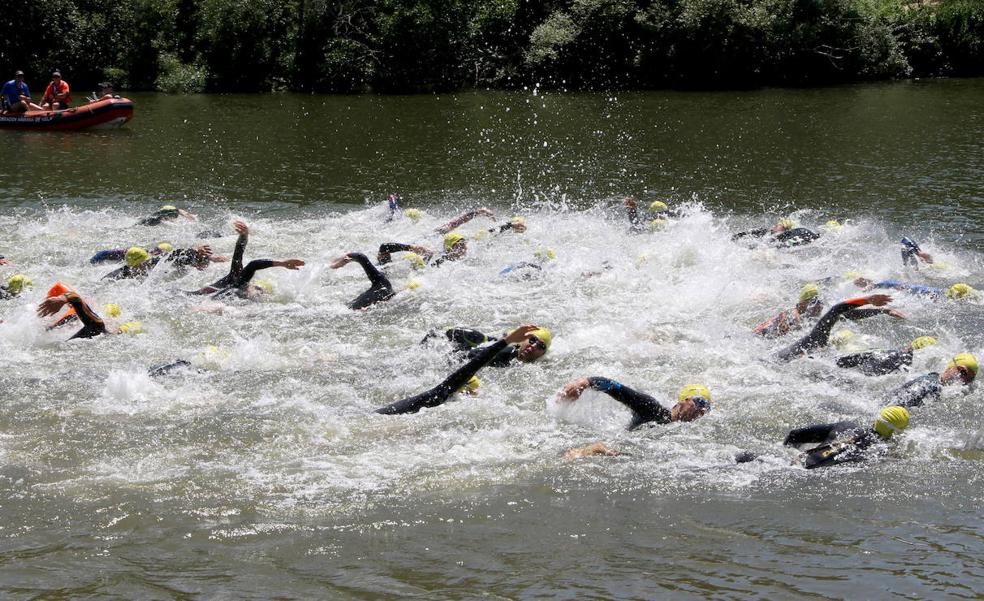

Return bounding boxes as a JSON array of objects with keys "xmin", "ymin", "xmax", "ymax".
[{"xmin": 0, "ymin": 97, "xmax": 134, "ymax": 131}]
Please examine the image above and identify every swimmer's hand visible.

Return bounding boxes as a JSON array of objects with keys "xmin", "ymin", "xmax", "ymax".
[
  {"xmin": 233, "ymin": 220, "xmax": 249, "ymax": 236},
  {"xmin": 557, "ymin": 377, "xmax": 591, "ymax": 402},
  {"xmin": 210, "ymin": 254, "xmax": 230, "ymax": 263},
  {"xmin": 563, "ymin": 442, "xmax": 619, "ymax": 461},
  {"xmin": 276, "ymin": 259, "xmax": 305, "ymax": 270},
  {"xmin": 885, "ymin": 308, "xmax": 906, "ymax": 319},
  {"xmin": 623, "ymin": 196, "xmax": 638, "ymax": 209},
  {"xmin": 409, "ymin": 245, "xmax": 434, "ymax": 257},
  {"xmin": 502, "ymin": 324, "xmax": 539, "ymax": 345},
  {"xmin": 865, "ymin": 294, "xmax": 892, "ymax": 306},
  {"xmin": 37, "ymin": 295, "xmax": 69, "ymax": 317},
  {"xmin": 853, "ymin": 277, "xmax": 873, "ymax": 289},
  {"xmin": 178, "ymin": 209, "xmax": 197, "ymax": 221},
  {"xmin": 508, "ymin": 219, "xmax": 527, "ymax": 233},
  {"xmin": 330, "ymin": 255, "xmax": 352, "ymax": 269}
]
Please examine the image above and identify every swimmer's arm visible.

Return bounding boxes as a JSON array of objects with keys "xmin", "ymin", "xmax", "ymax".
[
  {"xmin": 490, "ymin": 218, "xmax": 526, "ymax": 234},
  {"xmin": 783, "ymin": 423, "xmax": 839, "ymax": 446},
  {"xmin": 377, "ymin": 242, "xmax": 413, "ymax": 264},
  {"xmin": 341, "ymin": 253, "xmax": 391, "ymax": 289},
  {"xmin": 435, "ymin": 207, "xmax": 495, "ymax": 234},
  {"xmin": 623, "ymin": 197, "xmax": 640, "ymax": 225},
  {"xmin": 802, "ymin": 295, "xmax": 892, "ymax": 349},
  {"xmin": 230, "ymin": 221, "xmax": 249, "ymax": 273},
  {"xmin": 445, "ymin": 328, "xmax": 493, "ymax": 350},
  {"xmin": 835, "ymin": 351, "xmax": 874, "ymax": 369},
  {"xmin": 732, "ymin": 228, "xmax": 769, "ymax": 241},
  {"xmin": 580, "ymin": 377, "xmax": 672, "ymax": 426},
  {"xmin": 38, "ymin": 292, "xmax": 104, "ymax": 331},
  {"xmin": 234, "ymin": 258, "xmax": 304, "ymax": 287},
  {"xmin": 843, "ymin": 307, "xmax": 906, "ymax": 321}
]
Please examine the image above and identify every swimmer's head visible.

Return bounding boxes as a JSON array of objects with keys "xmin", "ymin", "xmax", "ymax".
[
  {"xmin": 516, "ymin": 326, "xmax": 551, "ymax": 362},
  {"xmin": 5, "ymin": 274, "xmax": 32, "ymax": 295},
  {"xmin": 649, "ymin": 200, "xmax": 668, "ymax": 212},
  {"xmin": 824, "ymin": 219, "xmax": 842, "ymax": 229},
  {"xmin": 103, "ymin": 303, "xmax": 122, "ymax": 318},
  {"xmin": 444, "ymin": 232, "xmax": 467, "ymax": 256},
  {"xmin": 405, "ymin": 279, "xmax": 421, "ymax": 290},
  {"xmin": 672, "ymin": 384, "xmax": 712, "ymax": 422},
  {"xmin": 910, "ymin": 336, "xmax": 937, "ymax": 351},
  {"xmin": 255, "ymin": 279, "xmax": 274, "ymax": 294},
  {"xmin": 649, "ymin": 218, "xmax": 668, "ymax": 230},
  {"xmin": 160, "ymin": 205, "xmax": 177, "ymax": 212},
  {"xmin": 404, "ymin": 208, "xmax": 422, "ymax": 223},
  {"xmin": 830, "ymin": 329, "xmax": 855, "ymax": 349},
  {"xmin": 943, "ymin": 353, "xmax": 978, "ymax": 385},
  {"xmin": 873, "ymin": 406, "xmax": 910, "ymax": 440},
  {"xmin": 946, "ymin": 283, "xmax": 977, "ymax": 300},
  {"xmin": 779, "ymin": 218, "xmax": 797, "ymax": 230},
  {"xmin": 125, "ymin": 246, "xmax": 151, "ymax": 267},
  {"xmin": 118, "ymin": 321, "xmax": 143, "ymax": 335},
  {"xmin": 534, "ymin": 247, "xmax": 556, "ymax": 262},
  {"xmin": 46, "ymin": 282, "xmax": 73, "ymax": 298},
  {"xmin": 798, "ymin": 283, "xmax": 819, "ymax": 304},
  {"xmin": 404, "ymin": 252, "xmax": 426, "ymax": 270},
  {"xmin": 157, "ymin": 242, "xmax": 173, "ymax": 252},
  {"xmin": 459, "ymin": 375, "xmax": 481, "ymax": 395}
]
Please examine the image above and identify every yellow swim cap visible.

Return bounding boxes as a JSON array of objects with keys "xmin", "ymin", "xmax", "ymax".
[
  {"xmin": 649, "ymin": 200, "xmax": 668, "ymax": 212},
  {"xmin": 473, "ymin": 229, "xmax": 489, "ymax": 240},
  {"xmin": 444, "ymin": 232, "xmax": 466, "ymax": 251},
  {"xmin": 874, "ymin": 406, "xmax": 910, "ymax": 439},
  {"xmin": 910, "ymin": 336, "xmax": 937, "ymax": 350},
  {"xmin": 529, "ymin": 327, "xmax": 552, "ymax": 349},
  {"xmin": 160, "ymin": 205, "xmax": 177, "ymax": 211},
  {"xmin": 799, "ymin": 283, "xmax": 819, "ymax": 303},
  {"xmin": 103, "ymin": 303, "xmax": 122, "ymax": 318},
  {"xmin": 125, "ymin": 246, "xmax": 151, "ymax": 267},
  {"xmin": 534, "ymin": 247, "xmax": 556, "ymax": 261},
  {"xmin": 511, "ymin": 216, "xmax": 526, "ymax": 224},
  {"xmin": 843, "ymin": 270, "xmax": 862, "ymax": 281},
  {"xmin": 255, "ymin": 279, "xmax": 274, "ymax": 294},
  {"xmin": 928, "ymin": 261, "xmax": 949, "ymax": 271},
  {"xmin": 779, "ymin": 218, "xmax": 797, "ymax": 229},
  {"xmin": 6, "ymin": 274, "xmax": 32, "ymax": 295},
  {"xmin": 948, "ymin": 353, "xmax": 978, "ymax": 380},
  {"xmin": 157, "ymin": 242, "xmax": 173, "ymax": 252},
  {"xmin": 830, "ymin": 330, "xmax": 855, "ymax": 349},
  {"xmin": 825, "ymin": 219, "xmax": 842, "ymax": 228},
  {"xmin": 946, "ymin": 283, "xmax": 976, "ymax": 300},
  {"xmin": 404, "ymin": 208, "xmax": 422, "ymax": 223},
  {"xmin": 404, "ymin": 252, "xmax": 426, "ymax": 270},
  {"xmin": 459, "ymin": 375, "xmax": 481, "ymax": 393},
  {"xmin": 118, "ymin": 321, "xmax": 143, "ymax": 335},
  {"xmin": 678, "ymin": 383, "xmax": 711, "ymax": 403},
  {"xmin": 405, "ymin": 279, "xmax": 421, "ymax": 290},
  {"xmin": 649, "ymin": 218, "xmax": 668, "ymax": 230}
]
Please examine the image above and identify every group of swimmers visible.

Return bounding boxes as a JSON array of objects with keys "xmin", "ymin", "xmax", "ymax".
[{"xmin": 1, "ymin": 197, "xmax": 979, "ymax": 470}]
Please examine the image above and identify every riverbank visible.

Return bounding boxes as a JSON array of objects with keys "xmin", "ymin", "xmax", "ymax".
[{"xmin": 4, "ymin": 0, "xmax": 982, "ymax": 94}]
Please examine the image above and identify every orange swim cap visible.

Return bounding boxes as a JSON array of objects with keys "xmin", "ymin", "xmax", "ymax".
[{"xmin": 46, "ymin": 281, "xmax": 74, "ymax": 298}]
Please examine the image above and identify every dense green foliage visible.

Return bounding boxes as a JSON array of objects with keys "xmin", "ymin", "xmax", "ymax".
[{"xmin": 0, "ymin": 0, "xmax": 981, "ymax": 92}]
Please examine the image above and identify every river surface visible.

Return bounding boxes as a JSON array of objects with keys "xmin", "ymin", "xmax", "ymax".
[{"xmin": 1, "ymin": 81, "xmax": 983, "ymax": 599}]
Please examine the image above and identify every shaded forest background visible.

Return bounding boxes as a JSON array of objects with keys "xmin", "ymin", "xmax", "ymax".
[{"xmin": 1, "ymin": 0, "xmax": 982, "ymax": 93}]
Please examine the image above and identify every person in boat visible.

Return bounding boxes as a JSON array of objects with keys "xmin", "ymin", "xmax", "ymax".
[
  {"xmin": 36, "ymin": 289, "xmax": 141, "ymax": 340},
  {"xmin": 137, "ymin": 205, "xmax": 197, "ymax": 226},
  {"xmin": 853, "ymin": 277, "xmax": 978, "ymax": 301},
  {"xmin": 557, "ymin": 380, "xmax": 713, "ymax": 459},
  {"xmin": 423, "ymin": 325, "xmax": 552, "ymax": 366},
  {"xmin": 375, "ymin": 325, "xmax": 540, "ymax": 415},
  {"xmin": 836, "ymin": 335, "xmax": 938, "ymax": 376},
  {"xmin": 88, "ymin": 82, "xmax": 120, "ymax": 102},
  {"xmin": 732, "ymin": 218, "xmax": 821, "ymax": 248},
  {"xmin": 774, "ymin": 294, "xmax": 896, "ymax": 362},
  {"xmin": 885, "ymin": 353, "xmax": 977, "ymax": 408},
  {"xmin": 737, "ymin": 406, "xmax": 911, "ymax": 469},
  {"xmin": 754, "ymin": 283, "xmax": 903, "ymax": 338},
  {"xmin": 330, "ymin": 252, "xmax": 395, "ymax": 310},
  {"xmin": 1, "ymin": 70, "xmax": 42, "ymax": 114},
  {"xmin": 40, "ymin": 71, "xmax": 71, "ymax": 111},
  {"xmin": 0, "ymin": 274, "xmax": 32, "ymax": 299}
]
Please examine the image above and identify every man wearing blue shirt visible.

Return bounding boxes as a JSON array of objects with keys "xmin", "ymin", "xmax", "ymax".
[{"xmin": 2, "ymin": 70, "xmax": 42, "ymax": 114}]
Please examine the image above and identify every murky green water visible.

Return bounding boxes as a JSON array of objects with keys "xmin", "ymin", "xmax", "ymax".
[{"xmin": 1, "ymin": 80, "xmax": 983, "ymax": 599}]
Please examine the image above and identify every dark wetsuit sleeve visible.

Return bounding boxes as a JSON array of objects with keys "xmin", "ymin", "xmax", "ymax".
[
  {"xmin": 887, "ymin": 372, "xmax": 942, "ymax": 408},
  {"xmin": 0, "ymin": 287, "xmax": 12, "ymax": 300},
  {"xmin": 377, "ymin": 243, "xmax": 413, "ymax": 264},
  {"xmin": 773, "ymin": 228, "xmax": 820, "ymax": 247},
  {"xmin": 64, "ymin": 292, "xmax": 107, "ymax": 339},
  {"xmin": 732, "ymin": 227, "xmax": 769, "ymax": 241},
  {"xmin": 783, "ymin": 421, "xmax": 857, "ymax": 446},
  {"xmin": 843, "ymin": 308, "xmax": 892, "ymax": 321},
  {"xmin": 376, "ymin": 339, "xmax": 510, "ymax": 414},
  {"xmin": 837, "ymin": 349, "xmax": 911, "ymax": 376},
  {"xmin": 230, "ymin": 232, "xmax": 247, "ymax": 275},
  {"xmin": 446, "ymin": 328, "xmax": 492, "ymax": 350},
  {"xmin": 776, "ymin": 300, "xmax": 866, "ymax": 362},
  {"xmin": 466, "ymin": 344, "xmax": 517, "ymax": 367},
  {"xmin": 586, "ymin": 377, "xmax": 671, "ymax": 429},
  {"xmin": 347, "ymin": 253, "xmax": 394, "ymax": 310},
  {"xmin": 232, "ymin": 259, "xmax": 274, "ymax": 288},
  {"xmin": 89, "ymin": 248, "xmax": 127, "ymax": 264}
]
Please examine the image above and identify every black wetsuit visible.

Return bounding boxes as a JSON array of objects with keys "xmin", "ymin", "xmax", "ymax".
[
  {"xmin": 102, "ymin": 248, "xmax": 201, "ymax": 280},
  {"xmin": 732, "ymin": 227, "xmax": 820, "ymax": 247},
  {"xmin": 194, "ymin": 231, "xmax": 248, "ymax": 294},
  {"xmin": 377, "ymin": 242, "xmax": 457, "ymax": 268},
  {"xmin": 346, "ymin": 253, "xmax": 395, "ymax": 310},
  {"xmin": 775, "ymin": 300, "xmax": 890, "ymax": 362},
  {"xmin": 886, "ymin": 373, "xmax": 942, "ymax": 408},
  {"xmin": 137, "ymin": 208, "xmax": 180, "ymax": 226},
  {"xmin": 440, "ymin": 328, "xmax": 519, "ymax": 367},
  {"xmin": 0, "ymin": 286, "xmax": 17, "ymax": 300},
  {"xmin": 585, "ymin": 377, "xmax": 673, "ymax": 429},
  {"xmin": 375, "ymin": 339, "xmax": 509, "ymax": 415},
  {"xmin": 836, "ymin": 348, "xmax": 913, "ymax": 376},
  {"xmin": 211, "ymin": 260, "xmax": 280, "ymax": 298},
  {"xmin": 783, "ymin": 420, "xmax": 879, "ymax": 469},
  {"xmin": 62, "ymin": 292, "xmax": 107, "ymax": 339},
  {"xmin": 148, "ymin": 359, "xmax": 194, "ymax": 377}
]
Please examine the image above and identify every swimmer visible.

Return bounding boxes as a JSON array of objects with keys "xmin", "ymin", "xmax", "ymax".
[
  {"xmin": 0, "ymin": 274, "xmax": 32, "ymax": 299},
  {"xmin": 499, "ymin": 247, "xmax": 556, "ymax": 278},
  {"xmin": 900, "ymin": 237, "xmax": 934, "ymax": 269},
  {"xmin": 375, "ymin": 324, "xmax": 540, "ymax": 414},
  {"xmin": 427, "ymin": 325, "xmax": 551, "ymax": 366},
  {"xmin": 88, "ymin": 242, "xmax": 172, "ymax": 264},
  {"xmin": 732, "ymin": 218, "xmax": 821, "ymax": 248},
  {"xmin": 379, "ymin": 219, "xmax": 526, "ymax": 268},
  {"xmin": 102, "ymin": 244, "xmax": 218, "ymax": 280},
  {"xmin": 853, "ymin": 278, "xmax": 978, "ymax": 301},
  {"xmin": 622, "ymin": 196, "xmax": 681, "ymax": 232},
  {"xmin": 191, "ymin": 221, "xmax": 259, "ymax": 294},
  {"xmin": 755, "ymin": 283, "xmax": 903, "ymax": 338},
  {"xmin": 0, "ymin": 254, "xmax": 8, "ymax": 266},
  {"xmin": 435, "ymin": 207, "xmax": 496, "ymax": 234},
  {"xmin": 557, "ymin": 379, "xmax": 712, "ymax": 429},
  {"xmin": 836, "ymin": 335, "xmax": 937, "ymax": 376},
  {"xmin": 210, "ymin": 258, "xmax": 304, "ymax": 299},
  {"xmin": 775, "ymin": 294, "xmax": 896, "ymax": 362},
  {"xmin": 137, "ymin": 205, "xmax": 196, "ymax": 226},
  {"xmin": 885, "ymin": 353, "xmax": 977, "ymax": 408},
  {"xmin": 331, "ymin": 252, "xmax": 395, "ymax": 310},
  {"xmin": 36, "ymin": 290, "xmax": 109, "ymax": 339}
]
